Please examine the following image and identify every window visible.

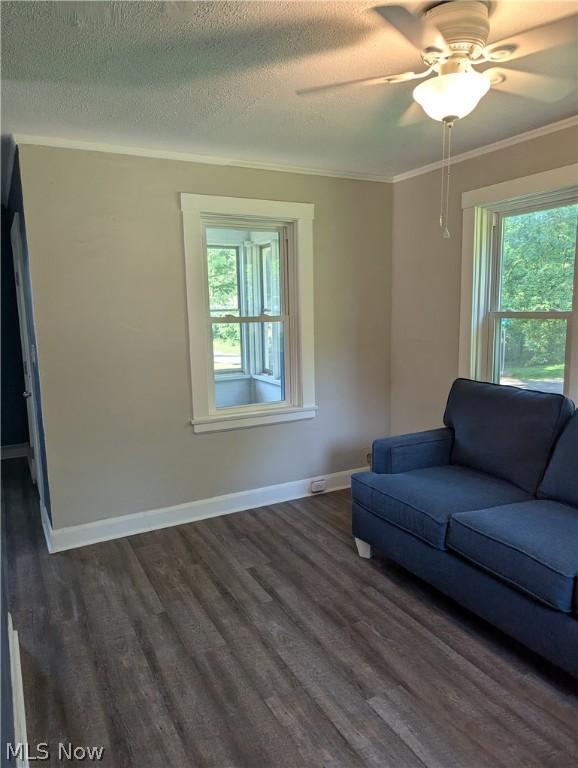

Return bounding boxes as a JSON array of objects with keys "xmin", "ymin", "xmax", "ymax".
[
  {"xmin": 460, "ymin": 166, "xmax": 578, "ymax": 401},
  {"xmin": 206, "ymin": 226, "xmax": 285, "ymax": 406},
  {"xmin": 181, "ymin": 194, "xmax": 316, "ymax": 432},
  {"xmin": 207, "ymin": 244, "xmax": 243, "ymax": 373},
  {"xmin": 490, "ymin": 204, "xmax": 577, "ymax": 394}
]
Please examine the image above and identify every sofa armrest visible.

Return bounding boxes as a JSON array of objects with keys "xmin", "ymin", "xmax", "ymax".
[{"xmin": 372, "ymin": 428, "xmax": 454, "ymax": 474}]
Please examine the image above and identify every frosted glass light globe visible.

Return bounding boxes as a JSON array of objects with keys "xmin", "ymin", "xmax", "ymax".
[{"xmin": 413, "ymin": 71, "xmax": 491, "ymax": 122}]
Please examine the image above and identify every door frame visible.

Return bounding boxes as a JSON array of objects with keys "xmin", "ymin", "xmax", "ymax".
[{"xmin": 10, "ymin": 213, "xmax": 45, "ymax": 507}]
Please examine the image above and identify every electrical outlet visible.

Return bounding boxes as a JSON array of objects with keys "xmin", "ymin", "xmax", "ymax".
[
  {"xmin": 366, "ymin": 452, "xmax": 372, "ymax": 469},
  {"xmin": 310, "ymin": 479, "xmax": 327, "ymax": 494}
]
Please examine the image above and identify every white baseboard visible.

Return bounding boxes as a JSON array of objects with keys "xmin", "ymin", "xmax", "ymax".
[
  {"xmin": 8, "ymin": 612, "xmax": 29, "ymax": 768},
  {"xmin": 1, "ymin": 443, "xmax": 30, "ymax": 460},
  {"xmin": 46, "ymin": 466, "xmax": 367, "ymax": 553}
]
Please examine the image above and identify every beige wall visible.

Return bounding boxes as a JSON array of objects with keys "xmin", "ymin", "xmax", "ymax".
[
  {"xmin": 19, "ymin": 146, "xmax": 392, "ymax": 529},
  {"xmin": 21, "ymin": 125, "xmax": 576, "ymax": 528},
  {"xmin": 390, "ymin": 125, "xmax": 578, "ymax": 435}
]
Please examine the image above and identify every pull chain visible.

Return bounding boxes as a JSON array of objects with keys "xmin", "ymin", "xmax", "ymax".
[
  {"xmin": 439, "ymin": 118, "xmax": 454, "ymax": 239},
  {"xmin": 439, "ymin": 119, "xmax": 447, "ymax": 235}
]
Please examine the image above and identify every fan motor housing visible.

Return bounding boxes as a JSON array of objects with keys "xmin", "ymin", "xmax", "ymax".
[{"xmin": 425, "ymin": 1, "xmax": 490, "ymax": 60}]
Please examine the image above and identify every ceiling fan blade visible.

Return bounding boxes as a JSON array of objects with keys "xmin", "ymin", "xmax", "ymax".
[
  {"xmin": 398, "ymin": 101, "xmax": 425, "ymax": 126},
  {"xmin": 483, "ymin": 15, "xmax": 578, "ymax": 63},
  {"xmin": 374, "ymin": 5, "xmax": 448, "ymax": 54},
  {"xmin": 485, "ymin": 67, "xmax": 576, "ymax": 103},
  {"xmin": 296, "ymin": 69, "xmax": 431, "ymax": 96}
]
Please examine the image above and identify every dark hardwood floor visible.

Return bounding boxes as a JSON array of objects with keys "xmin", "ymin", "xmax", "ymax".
[{"xmin": 4, "ymin": 458, "xmax": 578, "ymax": 768}]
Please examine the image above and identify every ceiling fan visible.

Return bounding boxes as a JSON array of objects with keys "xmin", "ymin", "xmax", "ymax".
[
  {"xmin": 298, "ymin": 1, "xmax": 577, "ymax": 238},
  {"xmin": 298, "ymin": 1, "xmax": 576, "ymax": 124}
]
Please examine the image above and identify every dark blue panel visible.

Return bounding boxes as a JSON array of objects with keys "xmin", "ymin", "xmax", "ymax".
[
  {"xmin": 444, "ymin": 378, "xmax": 574, "ymax": 494},
  {"xmin": 352, "ymin": 502, "xmax": 578, "ymax": 678},
  {"xmin": 449, "ymin": 501, "xmax": 578, "ymax": 612},
  {"xmin": 1, "ymin": 204, "xmax": 28, "ymax": 447}
]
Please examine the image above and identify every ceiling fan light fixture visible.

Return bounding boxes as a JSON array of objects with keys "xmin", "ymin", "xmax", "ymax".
[{"xmin": 412, "ymin": 70, "xmax": 491, "ymax": 122}]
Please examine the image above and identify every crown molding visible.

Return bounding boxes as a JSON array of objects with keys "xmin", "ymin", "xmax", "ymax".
[
  {"xmin": 12, "ymin": 133, "xmax": 391, "ymax": 184},
  {"xmin": 12, "ymin": 115, "xmax": 578, "ymax": 186},
  {"xmin": 390, "ymin": 116, "xmax": 578, "ymax": 183}
]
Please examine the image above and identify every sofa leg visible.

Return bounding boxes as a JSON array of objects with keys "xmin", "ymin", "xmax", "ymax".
[{"xmin": 355, "ymin": 537, "xmax": 372, "ymax": 559}]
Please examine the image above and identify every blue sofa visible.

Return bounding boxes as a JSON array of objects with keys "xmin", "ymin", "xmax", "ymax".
[{"xmin": 351, "ymin": 378, "xmax": 578, "ymax": 678}]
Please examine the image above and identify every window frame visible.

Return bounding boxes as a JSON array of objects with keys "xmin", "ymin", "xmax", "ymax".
[
  {"xmin": 206, "ymin": 243, "xmax": 246, "ymax": 375},
  {"xmin": 459, "ymin": 165, "xmax": 578, "ymax": 401},
  {"xmin": 206, "ymin": 221, "xmax": 288, "ymax": 407},
  {"xmin": 487, "ymin": 203, "xmax": 576, "ymax": 389},
  {"xmin": 258, "ymin": 241, "xmax": 282, "ymax": 378},
  {"xmin": 181, "ymin": 194, "xmax": 316, "ymax": 433}
]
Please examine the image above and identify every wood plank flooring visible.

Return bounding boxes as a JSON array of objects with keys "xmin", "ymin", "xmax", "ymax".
[{"xmin": 4, "ymin": 458, "xmax": 578, "ymax": 768}]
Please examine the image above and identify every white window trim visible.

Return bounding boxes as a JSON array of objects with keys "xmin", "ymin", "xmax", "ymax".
[
  {"xmin": 181, "ymin": 193, "xmax": 316, "ymax": 433},
  {"xmin": 459, "ymin": 164, "xmax": 578, "ymax": 401}
]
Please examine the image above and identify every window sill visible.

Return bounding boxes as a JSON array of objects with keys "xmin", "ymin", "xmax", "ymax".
[
  {"xmin": 251, "ymin": 374, "xmax": 282, "ymax": 386},
  {"xmin": 214, "ymin": 373, "xmax": 281, "ymax": 386},
  {"xmin": 191, "ymin": 405, "xmax": 318, "ymax": 433},
  {"xmin": 215, "ymin": 373, "xmax": 251, "ymax": 381}
]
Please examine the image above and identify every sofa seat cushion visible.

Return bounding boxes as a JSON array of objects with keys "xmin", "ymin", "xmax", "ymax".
[
  {"xmin": 351, "ymin": 466, "xmax": 531, "ymax": 550},
  {"xmin": 539, "ymin": 411, "xmax": 578, "ymax": 508},
  {"xmin": 448, "ymin": 501, "xmax": 578, "ymax": 612}
]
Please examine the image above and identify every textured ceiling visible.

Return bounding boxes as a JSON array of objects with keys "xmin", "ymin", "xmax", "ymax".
[{"xmin": 2, "ymin": 1, "xmax": 577, "ymax": 178}]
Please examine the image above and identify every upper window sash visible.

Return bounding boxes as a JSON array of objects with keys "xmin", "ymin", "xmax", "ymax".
[{"xmin": 488, "ymin": 207, "xmax": 577, "ymax": 317}]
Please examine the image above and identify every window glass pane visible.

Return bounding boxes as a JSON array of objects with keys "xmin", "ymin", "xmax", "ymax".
[
  {"xmin": 213, "ymin": 322, "xmax": 285, "ymax": 409},
  {"xmin": 260, "ymin": 243, "xmax": 281, "ymax": 315},
  {"xmin": 212, "ymin": 323, "xmax": 243, "ymax": 372},
  {"xmin": 260, "ymin": 321, "xmax": 283, "ymax": 379},
  {"xmin": 499, "ymin": 203, "xmax": 578, "ymax": 312},
  {"xmin": 499, "ymin": 318, "xmax": 567, "ymax": 394},
  {"xmin": 206, "ymin": 245, "xmax": 240, "ymax": 317}
]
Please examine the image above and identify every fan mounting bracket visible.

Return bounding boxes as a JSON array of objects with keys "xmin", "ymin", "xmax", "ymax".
[{"xmin": 423, "ymin": 0, "xmax": 491, "ymax": 63}]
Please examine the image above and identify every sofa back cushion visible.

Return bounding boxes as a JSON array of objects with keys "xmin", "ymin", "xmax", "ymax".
[
  {"xmin": 443, "ymin": 379, "xmax": 574, "ymax": 494},
  {"xmin": 538, "ymin": 411, "xmax": 578, "ymax": 507}
]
